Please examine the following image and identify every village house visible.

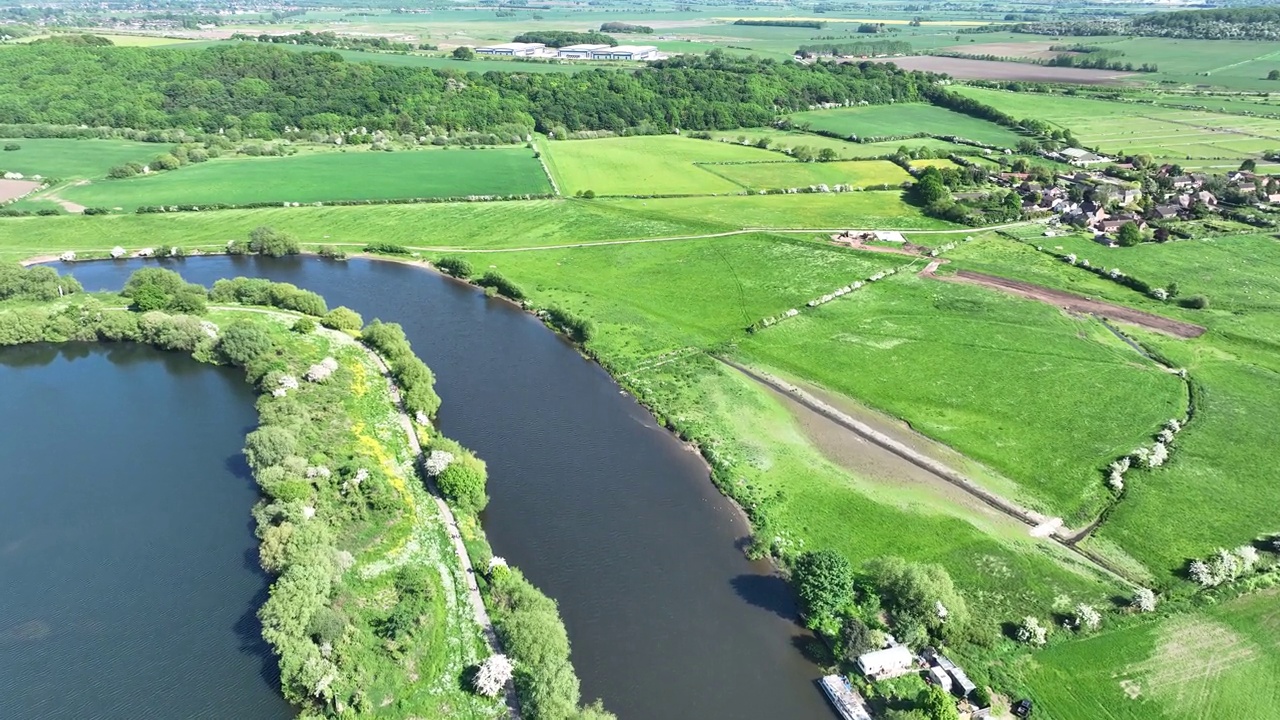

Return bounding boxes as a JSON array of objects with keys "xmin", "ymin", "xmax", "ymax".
[
  {"xmin": 856, "ymin": 646, "xmax": 916, "ymax": 681},
  {"xmin": 1154, "ymin": 204, "xmax": 1182, "ymax": 220}
]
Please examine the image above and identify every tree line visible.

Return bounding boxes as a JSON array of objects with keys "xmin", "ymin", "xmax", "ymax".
[
  {"xmin": 511, "ymin": 30, "xmax": 617, "ymax": 47},
  {"xmin": 796, "ymin": 40, "xmax": 911, "ymax": 57},
  {"xmin": 0, "ymin": 44, "xmax": 939, "ymax": 135}
]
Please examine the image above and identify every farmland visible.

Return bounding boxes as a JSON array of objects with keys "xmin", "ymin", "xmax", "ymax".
[
  {"xmin": 704, "ymin": 160, "xmax": 911, "ymax": 190},
  {"xmin": 707, "ymin": 130, "xmax": 975, "ymax": 160},
  {"xmin": 953, "ymin": 87, "xmax": 1280, "ymax": 166},
  {"xmin": 56, "ymin": 148, "xmax": 552, "ymax": 210},
  {"xmin": 0, "ymin": 138, "xmax": 171, "ymax": 180},
  {"xmin": 788, "ymin": 103, "xmax": 1025, "ymax": 146},
  {"xmin": 601, "ymin": 192, "xmax": 959, "ymax": 230},
  {"xmin": 872, "ymin": 55, "xmax": 1139, "ymax": 84},
  {"xmin": 540, "ymin": 136, "xmax": 784, "ymax": 196}
]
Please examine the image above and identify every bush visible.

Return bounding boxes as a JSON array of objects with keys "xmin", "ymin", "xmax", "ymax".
[
  {"xmin": 364, "ymin": 242, "xmax": 410, "ymax": 255},
  {"xmin": 477, "ymin": 271, "xmax": 525, "ymax": 301},
  {"xmin": 218, "ymin": 320, "xmax": 275, "ymax": 366},
  {"xmin": 1179, "ymin": 295, "xmax": 1209, "ymax": 309},
  {"xmin": 151, "ymin": 153, "xmax": 181, "ymax": 171},
  {"xmin": 2, "ymin": 143, "xmax": 19, "ymax": 151},
  {"xmin": 107, "ymin": 163, "xmax": 138, "ymax": 179},
  {"xmin": 244, "ymin": 425, "xmax": 298, "ymax": 469},
  {"xmin": 0, "ymin": 264, "xmax": 83, "ymax": 301},
  {"xmin": 435, "ymin": 256, "xmax": 473, "ymax": 278},
  {"xmin": 292, "ymin": 317, "xmax": 316, "ymax": 333},
  {"xmin": 792, "ymin": 549, "xmax": 855, "ymax": 630},
  {"xmin": 321, "ymin": 306, "xmax": 363, "ymax": 331},
  {"xmin": 122, "ymin": 268, "xmax": 207, "ymax": 315},
  {"xmin": 360, "ymin": 320, "xmax": 442, "ymax": 417},
  {"xmin": 437, "ymin": 451, "xmax": 489, "ymax": 513},
  {"xmin": 318, "ymin": 245, "xmax": 347, "ymax": 260},
  {"xmin": 248, "ymin": 226, "xmax": 301, "ymax": 257},
  {"xmin": 543, "ymin": 305, "xmax": 594, "ymax": 342}
]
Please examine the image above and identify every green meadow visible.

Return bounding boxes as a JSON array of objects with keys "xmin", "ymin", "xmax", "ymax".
[
  {"xmin": 704, "ymin": 159, "xmax": 912, "ymax": 190},
  {"xmin": 708, "ymin": 129, "xmax": 975, "ymax": 160},
  {"xmin": 59, "ymin": 148, "xmax": 552, "ymax": 209},
  {"xmin": 541, "ymin": 136, "xmax": 783, "ymax": 196},
  {"xmin": 789, "ymin": 103, "xmax": 1026, "ymax": 146},
  {"xmin": 0, "ymin": 137, "xmax": 170, "ymax": 180}
]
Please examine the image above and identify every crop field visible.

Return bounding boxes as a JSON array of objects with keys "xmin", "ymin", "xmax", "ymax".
[
  {"xmin": 540, "ymin": 136, "xmax": 784, "ymax": 196},
  {"xmin": 953, "ymin": 87, "xmax": 1280, "ymax": 166},
  {"xmin": 603, "ymin": 192, "xmax": 958, "ymax": 230},
  {"xmin": 735, "ymin": 273, "xmax": 1186, "ymax": 523},
  {"xmin": 0, "ymin": 138, "xmax": 170, "ymax": 180},
  {"xmin": 704, "ymin": 160, "xmax": 911, "ymax": 190},
  {"xmin": 910, "ymin": 158, "xmax": 960, "ymax": 170},
  {"xmin": 1013, "ymin": 590, "xmax": 1280, "ymax": 720},
  {"xmin": 872, "ymin": 55, "xmax": 1138, "ymax": 84},
  {"xmin": 58, "ymin": 148, "xmax": 552, "ymax": 209},
  {"xmin": 788, "ymin": 103, "xmax": 1025, "ymax": 146}
]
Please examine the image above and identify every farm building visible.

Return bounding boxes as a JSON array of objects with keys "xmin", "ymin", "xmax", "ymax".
[
  {"xmin": 476, "ymin": 42, "xmax": 545, "ymax": 56},
  {"xmin": 856, "ymin": 646, "xmax": 915, "ymax": 681},
  {"xmin": 589, "ymin": 45, "xmax": 658, "ymax": 61},
  {"xmin": 557, "ymin": 43, "xmax": 610, "ymax": 59},
  {"xmin": 1061, "ymin": 147, "xmax": 1112, "ymax": 167}
]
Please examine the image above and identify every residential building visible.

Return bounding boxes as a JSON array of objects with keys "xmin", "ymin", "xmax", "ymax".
[{"xmin": 1154, "ymin": 204, "xmax": 1181, "ymax": 220}]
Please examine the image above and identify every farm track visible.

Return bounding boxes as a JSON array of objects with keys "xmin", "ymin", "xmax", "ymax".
[{"xmin": 923, "ymin": 267, "xmax": 1207, "ymax": 339}]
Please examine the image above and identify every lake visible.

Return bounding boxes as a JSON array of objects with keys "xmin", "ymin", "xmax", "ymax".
[{"xmin": 53, "ymin": 255, "xmax": 836, "ymax": 719}]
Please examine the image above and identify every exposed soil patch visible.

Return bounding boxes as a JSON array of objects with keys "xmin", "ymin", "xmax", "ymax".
[
  {"xmin": 0, "ymin": 179, "xmax": 40, "ymax": 203},
  {"xmin": 925, "ymin": 268, "xmax": 1207, "ymax": 338},
  {"xmin": 941, "ymin": 42, "xmax": 1083, "ymax": 61},
  {"xmin": 868, "ymin": 55, "xmax": 1137, "ymax": 84}
]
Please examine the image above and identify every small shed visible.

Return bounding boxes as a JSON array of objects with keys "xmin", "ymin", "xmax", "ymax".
[{"xmin": 857, "ymin": 646, "xmax": 915, "ymax": 680}]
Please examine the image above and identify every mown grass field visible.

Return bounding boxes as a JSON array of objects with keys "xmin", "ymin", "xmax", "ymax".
[
  {"xmin": 60, "ymin": 148, "xmax": 552, "ymax": 209},
  {"xmin": 736, "ymin": 273, "xmax": 1187, "ymax": 523},
  {"xmin": 475, "ymin": 232, "xmax": 1124, "ymax": 628},
  {"xmin": 0, "ymin": 137, "xmax": 171, "ymax": 180},
  {"xmin": 1012, "ymin": 590, "xmax": 1280, "ymax": 720},
  {"xmin": 953, "ymin": 87, "xmax": 1280, "ymax": 166},
  {"xmin": 788, "ymin": 103, "xmax": 1026, "ymax": 146},
  {"xmin": 541, "ymin": 136, "xmax": 783, "ymax": 196},
  {"xmin": 704, "ymin": 160, "xmax": 912, "ymax": 190},
  {"xmin": 602, "ymin": 192, "xmax": 959, "ymax": 230}
]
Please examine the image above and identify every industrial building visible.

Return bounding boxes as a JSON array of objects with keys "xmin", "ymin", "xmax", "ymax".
[{"xmin": 475, "ymin": 42, "xmax": 545, "ymax": 56}]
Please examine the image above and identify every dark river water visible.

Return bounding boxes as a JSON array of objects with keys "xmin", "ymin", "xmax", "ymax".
[{"xmin": 23, "ymin": 256, "xmax": 835, "ymax": 720}]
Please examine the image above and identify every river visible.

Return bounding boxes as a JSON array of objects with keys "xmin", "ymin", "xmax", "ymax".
[
  {"xmin": 56, "ymin": 255, "xmax": 836, "ymax": 720},
  {"xmin": 0, "ymin": 342, "xmax": 295, "ymax": 720}
]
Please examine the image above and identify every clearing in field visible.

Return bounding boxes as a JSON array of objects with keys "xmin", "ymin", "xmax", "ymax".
[
  {"xmin": 788, "ymin": 103, "xmax": 1024, "ymax": 146},
  {"xmin": 57, "ymin": 147, "xmax": 552, "ymax": 210},
  {"xmin": 540, "ymin": 135, "xmax": 784, "ymax": 196},
  {"xmin": 704, "ymin": 160, "xmax": 911, "ymax": 190},
  {"xmin": 0, "ymin": 138, "xmax": 170, "ymax": 180}
]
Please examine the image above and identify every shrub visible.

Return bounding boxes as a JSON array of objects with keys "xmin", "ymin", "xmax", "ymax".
[
  {"xmin": 360, "ymin": 320, "xmax": 442, "ymax": 417},
  {"xmin": 544, "ymin": 305, "xmax": 594, "ymax": 342},
  {"xmin": 318, "ymin": 245, "xmax": 347, "ymax": 260},
  {"xmin": 218, "ymin": 320, "xmax": 275, "ymax": 366},
  {"xmin": 1015, "ymin": 616, "xmax": 1047, "ymax": 646},
  {"xmin": 364, "ymin": 241, "xmax": 411, "ymax": 255},
  {"xmin": 292, "ymin": 317, "xmax": 316, "ymax": 334},
  {"xmin": 151, "ymin": 153, "xmax": 181, "ymax": 171},
  {"xmin": 0, "ymin": 264, "xmax": 83, "ymax": 301},
  {"xmin": 436, "ymin": 451, "xmax": 489, "ymax": 513},
  {"xmin": 2, "ymin": 143, "xmax": 19, "ymax": 151},
  {"xmin": 477, "ymin": 271, "xmax": 525, "ymax": 301},
  {"xmin": 244, "ymin": 426, "xmax": 299, "ymax": 469},
  {"xmin": 436, "ymin": 256, "xmax": 473, "ymax": 278},
  {"xmin": 1179, "ymin": 295, "xmax": 1209, "ymax": 309},
  {"xmin": 321, "ymin": 306, "xmax": 363, "ymax": 331},
  {"xmin": 122, "ymin": 268, "xmax": 207, "ymax": 315},
  {"xmin": 792, "ymin": 549, "xmax": 855, "ymax": 630},
  {"xmin": 248, "ymin": 226, "xmax": 301, "ymax": 257},
  {"xmin": 107, "ymin": 164, "xmax": 138, "ymax": 179}
]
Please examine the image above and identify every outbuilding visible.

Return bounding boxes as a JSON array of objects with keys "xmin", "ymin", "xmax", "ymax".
[
  {"xmin": 475, "ymin": 42, "xmax": 545, "ymax": 56},
  {"xmin": 856, "ymin": 646, "xmax": 915, "ymax": 681}
]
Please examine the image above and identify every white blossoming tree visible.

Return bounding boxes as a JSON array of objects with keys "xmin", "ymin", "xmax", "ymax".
[
  {"xmin": 1016, "ymin": 616, "xmax": 1047, "ymax": 646},
  {"xmin": 472, "ymin": 654, "xmax": 513, "ymax": 697},
  {"xmin": 1074, "ymin": 604, "xmax": 1101, "ymax": 631},
  {"xmin": 1132, "ymin": 588, "xmax": 1157, "ymax": 613},
  {"xmin": 424, "ymin": 450, "xmax": 454, "ymax": 477},
  {"xmin": 305, "ymin": 357, "xmax": 339, "ymax": 383}
]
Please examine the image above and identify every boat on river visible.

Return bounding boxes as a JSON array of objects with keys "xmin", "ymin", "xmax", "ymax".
[{"xmin": 820, "ymin": 674, "xmax": 872, "ymax": 720}]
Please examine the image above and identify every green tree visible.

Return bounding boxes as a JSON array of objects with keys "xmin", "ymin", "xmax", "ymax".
[
  {"xmin": 792, "ymin": 145, "xmax": 815, "ymax": 162},
  {"xmin": 218, "ymin": 320, "xmax": 274, "ymax": 366},
  {"xmin": 1117, "ymin": 221, "xmax": 1143, "ymax": 247},
  {"xmin": 322, "ymin": 306, "xmax": 363, "ymax": 331},
  {"xmin": 839, "ymin": 616, "xmax": 877, "ymax": 662},
  {"xmin": 792, "ymin": 549, "xmax": 855, "ymax": 629},
  {"xmin": 248, "ymin": 226, "xmax": 301, "ymax": 257},
  {"xmin": 1240, "ymin": 158, "xmax": 1257, "ymax": 172},
  {"xmin": 914, "ymin": 167, "xmax": 949, "ymax": 205},
  {"xmin": 453, "ymin": 46, "xmax": 475, "ymax": 60},
  {"xmin": 1269, "ymin": 70, "xmax": 1280, "ymax": 81},
  {"xmin": 244, "ymin": 425, "xmax": 298, "ymax": 469},
  {"xmin": 920, "ymin": 684, "xmax": 959, "ymax": 720},
  {"xmin": 151, "ymin": 153, "xmax": 181, "ymax": 171},
  {"xmin": 437, "ymin": 452, "xmax": 489, "ymax": 513},
  {"xmin": 817, "ymin": 147, "xmax": 839, "ymax": 162},
  {"xmin": 866, "ymin": 556, "xmax": 968, "ymax": 643},
  {"xmin": 292, "ymin": 317, "xmax": 316, "ymax": 333}
]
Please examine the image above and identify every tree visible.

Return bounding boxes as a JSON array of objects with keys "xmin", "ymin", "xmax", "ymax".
[
  {"xmin": 920, "ymin": 684, "xmax": 960, "ymax": 720},
  {"xmin": 473, "ymin": 654, "xmax": 514, "ymax": 697},
  {"xmin": 1015, "ymin": 616, "xmax": 1047, "ymax": 646},
  {"xmin": 1116, "ymin": 221, "xmax": 1143, "ymax": 247},
  {"xmin": 322, "ymin": 306, "xmax": 363, "ymax": 331},
  {"xmin": 1240, "ymin": 158, "xmax": 1257, "ymax": 172},
  {"xmin": 437, "ymin": 452, "xmax": 489, "ymax": 513},
  {"xmin": 866, "ymin": 556, "xmax": 969, "ymax": 642},
  {"xmin": 838, "ymin": 616, "xmax": 877, "ymax": 662},
  {"xmin": 792, "ymin": 145, "xmax": 814, "ymax": 162},
  {"xmin": 244, "ymin": 425, "xmax": 298, "ymax": 469},
  {"xmin": 218, "ymin": 320, "xmax": 274, "ymax": 366},
  {"xmin": 292, "ymin": 317, "xmax": 316, "ymax": 333},
  {"xmin": 1269, "ymin": 70, "xmax": 1280, "ymax": 81},
  {"xmin": 913, "ymin": 167, "xmax": 949, "ymax": 205},
  {"xmin": 817, "ymin": 147, "xmax": 839, "ymax": 162},
  {"xmin": 248, "ymin": 226, "xmax": 301, "ymax": 257},
  {"xmin": 151, "ymin": 153, "xmax": 181, "ymax": 171},
  {"xmin": 122, "ymin": 267, "xmax": 207, "ymax": 314},
  {"xmin": 791, "ymin": 549, "xmax": 855, "ymax": 629},
  {"xmin": 453, "ymin": 46, "xmax": 475, "ymax": 60}
]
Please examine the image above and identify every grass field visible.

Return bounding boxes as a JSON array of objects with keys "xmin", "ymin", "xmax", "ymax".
[
  {"xmin": 602, "ymin": 192, "xmax": 958, "ymax": 230},
  {"xmin": 704, "ymin": 160, "xmax": 912, "ymax": 190},
  {"xmin": 1013, "ymin": 590, "xmax": 1280, "ymax": 720},
  {"xmin": 541, "ymin": 136, "xmax": 783, "ymax": 196},
  {"xmin": 0, "ymin": 138, "xmax": 171, "ymax": 180},
  {"xmin": 789, "ymin": 103, "xmax": 1026, "ymax": 146},
  {"xmin": 953, "ymin": 87, "xmax": 1280, "ymax": 166},
  {"xmin": 58, "ymin": 148, "xmax": 552, "ymax": 209},
  {"xmin": 707, "ymin": 130, "xmax": 976, "ymax": 160},
  {"xmin": 736, "ymin": 273, "xmax": 1186, "ymax": 523}
]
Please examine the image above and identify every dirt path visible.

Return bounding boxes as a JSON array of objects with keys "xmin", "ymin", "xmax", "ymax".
[
  {"xmin": 923, "ymin": 267, "xmax": 1207, "ymax": 338},
  {"xmin": 721, "ymin": 359, "xmax": 1140, "ymax": 586}
]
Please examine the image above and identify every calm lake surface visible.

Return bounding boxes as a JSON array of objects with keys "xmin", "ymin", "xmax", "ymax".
[
  {"xmin": 61, "ymin": 256, "xmax": 836, "ymax": 720},
  {"xmin": 0, "ymin": 343, "xmax": 294, "ymax": 720}
]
